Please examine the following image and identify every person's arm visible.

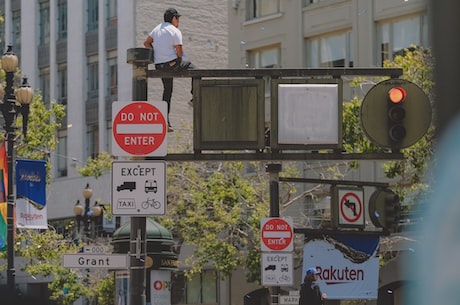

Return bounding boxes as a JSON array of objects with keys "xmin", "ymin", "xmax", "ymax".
[
  {"xmin": 175, "ymin": 44, "xmax": 183, "ymax": 58},
  {"xmin": 144, "ymin": 36, "xmax": 153, "ymax": 48},
  {"xmin": 312, "ymin": 285, "xmax": 325, "ymax": 304}
]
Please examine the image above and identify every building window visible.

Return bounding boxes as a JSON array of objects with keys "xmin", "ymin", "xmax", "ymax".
[
  {"xmin": 87, "ymin": 123, "xmax": 99, "ymax": 159},
  {"xmin": 87, "ymin": 0, "xmax": 99, "ymax": 31},
  {"xmin": 12, "ymin": 10, "xmax": 21, "ymax": 56},
  {"xmin": 377, "ymin": 15, "xmax": 429, "ymax": 65},
  {"xmin": 248, "ymin": 46, "xmax": 280, "ymax": 95},
  {"xmin": 106, "ymin": 0, "xmax": 117, "ymax": 26},
  {"xmin": 307, "ymin": 31, "xmax": 353, "ymax": 67},
  {"xmin": 57, "ymin": 131, "xmax": 67, "ymax": 177},
  {"xmin": 39, "ymin": 68, "xmax": 51, "ymax": 106},
  {"xmin": 39, "ymin": 1, "xmax": 50, "ymax": 45},
  {"xmin": 57, "ymin": 0, "xmax": 68, "ymax": 40},
  {"xmin": 107, "ymin": 57, "xmax": 117, "ymax": 96},
  {"xmin": 88, "ymin": 61, "xmax": 99, "ymax": 97},
  {"xmin": 246, "ymin": 0, "xmax": 279, "ymax": 20},
  {"xmin": 171, "ymin": 270, "xmax": 218, "ymax": 305},
  {"xmin": 58, "ymin": 64, "xmax": 68, "ymax": 105}
]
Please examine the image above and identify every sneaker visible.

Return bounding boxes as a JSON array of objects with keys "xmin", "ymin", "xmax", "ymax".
[{"xmin": 168, "ymin": 123, "xmax": 174, "ymax": 133}]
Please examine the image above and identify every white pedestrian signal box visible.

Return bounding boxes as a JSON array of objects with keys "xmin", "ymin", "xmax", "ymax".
[{"xmin": 111, "ymin": 161, "xmax": 166, "ymax": 216}]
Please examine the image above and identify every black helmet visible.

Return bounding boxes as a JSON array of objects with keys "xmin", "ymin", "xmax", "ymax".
[{"xmin": 164, "ymin": 8, "xmax": 181, "ymax": 22}]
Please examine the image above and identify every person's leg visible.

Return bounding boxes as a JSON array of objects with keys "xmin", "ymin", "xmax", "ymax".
[
  {"xmin": 177, "ymin": 59, "xmax": 197, "ymax": 105},
  {"xmin": 161, "ymin": 77, "xmax": 174, "ymax": 131}
]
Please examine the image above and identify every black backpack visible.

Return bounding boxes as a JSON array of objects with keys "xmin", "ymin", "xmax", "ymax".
[{"xmin": 299, "ymin": 282, "xmax": 322, "ymax": 305}]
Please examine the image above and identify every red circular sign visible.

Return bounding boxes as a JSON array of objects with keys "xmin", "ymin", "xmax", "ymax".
[
  {"xmin": 340, "ymin": 192, "xmax": 363, "ymax": 223},
  {"xmin": 113, "ymin": 102, "xmax": 166, "ymax": 155},
  {"xmin": 261, "ymin": 218, "xmax": 293, "ymax": 251}
]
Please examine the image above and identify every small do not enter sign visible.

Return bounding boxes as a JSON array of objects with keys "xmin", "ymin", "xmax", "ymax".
[
  {"xmin": 261, "ymin": 217, "xmax": 294, "ymax": 252},
  {"xmin": 112, "ymin": 101, "xmax": 167, "ymax": 157}
]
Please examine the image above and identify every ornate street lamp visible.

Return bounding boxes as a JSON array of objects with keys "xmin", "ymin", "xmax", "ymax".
[
  {"xmin": 74, "ymin": 183, "xmax": 103, "ymax": 239},
  {"xmin": 0, "ymin": 45, "xmax": 34, "ymax": 297}
]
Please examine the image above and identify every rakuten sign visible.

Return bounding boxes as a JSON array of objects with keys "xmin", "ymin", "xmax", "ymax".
[
  {"xmin": 317, "ymin": 265, "xmax": 364, "ymax": 282},
  {"xmin": 303, "ymin": 238, "xmax": 379, "ymax": 300}
]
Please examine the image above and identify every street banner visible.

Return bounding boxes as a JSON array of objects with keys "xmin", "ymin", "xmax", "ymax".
[
  {"xmin": 0, "ymin": 168, "xmax": 7, "ymax": 251},
  {"xmin": 0, "ymin": 142, "xmax": 8, "ymax": 193},
  {"xmin": 16, "ymin": 159, "xmax": 47, "ymax": 208},
  {"xmin": 16, "ymin": 198, "xmax": 48, "ymax": 229},
  {"xmin": 303, "ymin": 235, "xmax": 380, "ymax": 299}
]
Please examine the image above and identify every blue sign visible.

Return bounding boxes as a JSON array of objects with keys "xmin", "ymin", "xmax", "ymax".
[{"xmin": 16, "ymin": 159, "xmax": 46, "ymax": 208}]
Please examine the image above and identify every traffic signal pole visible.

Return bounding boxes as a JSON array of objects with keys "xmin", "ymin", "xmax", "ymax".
[
  {"xmin": 127, "ymin": 48, "xmax": 152, "ymax": 305},
  {"xmin": 265, "ymin": 163, "xmax": 282, "ymax": 305}
]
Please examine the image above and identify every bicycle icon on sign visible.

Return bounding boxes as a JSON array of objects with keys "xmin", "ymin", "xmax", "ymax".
[{"xmin": 141, "ymin": 197, "xmax": 161, "ymax": 209}]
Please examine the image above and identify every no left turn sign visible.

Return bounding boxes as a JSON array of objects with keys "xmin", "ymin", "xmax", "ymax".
[{"xmin": 338, "ymin": 188, "xmax": 364, "ymax": 226}]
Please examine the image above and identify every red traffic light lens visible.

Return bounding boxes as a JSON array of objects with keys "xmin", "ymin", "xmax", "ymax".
[{"xmin": 388, "ymin": 87, "xmax": 406, "ymax": 104}]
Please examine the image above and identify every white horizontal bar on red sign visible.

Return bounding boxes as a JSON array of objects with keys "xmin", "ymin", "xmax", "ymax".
[
  {"xmin": 116, "ymin": 124, "xmax": 164, "ymax": 134},
  {"xmin": 263, "ymin": 232, "xmax": 291, "ymax": 238}
]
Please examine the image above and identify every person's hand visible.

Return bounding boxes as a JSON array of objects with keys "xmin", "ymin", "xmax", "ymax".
[{"xmin": 321, "ymin": 293, "xmax": 327, "ymax": 299}]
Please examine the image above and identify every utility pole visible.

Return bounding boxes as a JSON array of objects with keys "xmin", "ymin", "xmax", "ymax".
[
  {"xmin": 127, "ymin": 48, "xmax": 152, "ymax": 305},
  {"xmin": 265, "ymin": 163, "xmax": 282, "ymax": 305}
]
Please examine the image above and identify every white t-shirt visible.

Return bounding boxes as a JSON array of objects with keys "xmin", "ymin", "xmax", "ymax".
[{"xmin": 149, "ymin": 22, "xmax": 182, "ymax": 64}]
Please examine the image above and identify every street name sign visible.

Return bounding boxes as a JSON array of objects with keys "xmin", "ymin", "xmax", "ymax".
[
  {"xmin": 279, "ymin": 294, "xmax": 300, "ymax": 305},
  {"xmin": 112, "ymin": 101, "xmax": 167, "ymax": 157},
  {"xmin": 112, "ymin": 160, "xmax": 166, "ymax": 216},
  {"xmin": 63, "ymin": 254, "xmax": 128, "ymax": 269},
  {"xmin": 261, "ymin": 217, "xmax": 294, "ymax": 252}
]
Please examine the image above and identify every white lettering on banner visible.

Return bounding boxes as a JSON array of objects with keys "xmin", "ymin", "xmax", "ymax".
[{"xmin": 317, "ymin": 266, "xmax": 364, "ymax": 282}]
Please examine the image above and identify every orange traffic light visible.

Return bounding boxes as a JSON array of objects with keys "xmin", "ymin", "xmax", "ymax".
[
  {"xmin": 360, "ymin": 79, "xmax": 432, "ymax": 150},
  {"xmin": 388, "ymin": 87, "xmax": 406, "ymax": 104}
]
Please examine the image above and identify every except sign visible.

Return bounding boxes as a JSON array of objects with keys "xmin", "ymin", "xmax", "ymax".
[
  {"xmin": 63, "ymin": 254, "xmax": 128, "ymax": 269},
  {"xmin": 112, "ymin": 161, "xmax": 166, "ymax": 216},
  {"xmin": 261, "ymin": 252, "xmax": 293, "ymax": 286},
  {"xmin": 261, "ymin": 217, "xmax": 294, "ymax": 252},
  {"xmin": 112, "ymin": 101, "xmax": 167, "ymax": 157}
]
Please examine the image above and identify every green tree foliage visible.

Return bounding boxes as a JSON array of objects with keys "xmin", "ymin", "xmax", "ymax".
[
  {"xmin": 76, "ymin": 151, "xmax": 113, "ymax": 178},
  {"xmin": 15, "ymin": 93, "xmax": 66, "ymax": 183},
  {"xmin": 16, "ymin": 229, "xmax": 86, "ymax": 305},
  {"xmin": 162, "ymin": 161, "xmax": 269, "ymax": 282},
  {"xmin": 161, "ymin": 160, "xmax": 299, "ymax": 283}
]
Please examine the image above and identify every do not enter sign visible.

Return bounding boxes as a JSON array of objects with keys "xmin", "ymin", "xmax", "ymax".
[
  {"xmin": 112, "ymin": 101, "xmax": 167, "ymax": 157},
  {"xmin": 261, "ymin": 217, "xmax": 294, "ymax": 252}
]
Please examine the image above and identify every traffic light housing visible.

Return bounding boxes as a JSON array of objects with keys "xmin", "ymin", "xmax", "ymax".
[
  {"xmin": 369, "ymin": 188, "xmax": 401, "ymax": 232},
  {"xmin": 360, "ymin": 79, "xmax": 432, "ymax": 150}
]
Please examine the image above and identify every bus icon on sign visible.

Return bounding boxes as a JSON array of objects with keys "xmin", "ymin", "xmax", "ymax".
[{"xmin": 145, "ymin": 180, "xmax": 158, "ymax": 193}]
